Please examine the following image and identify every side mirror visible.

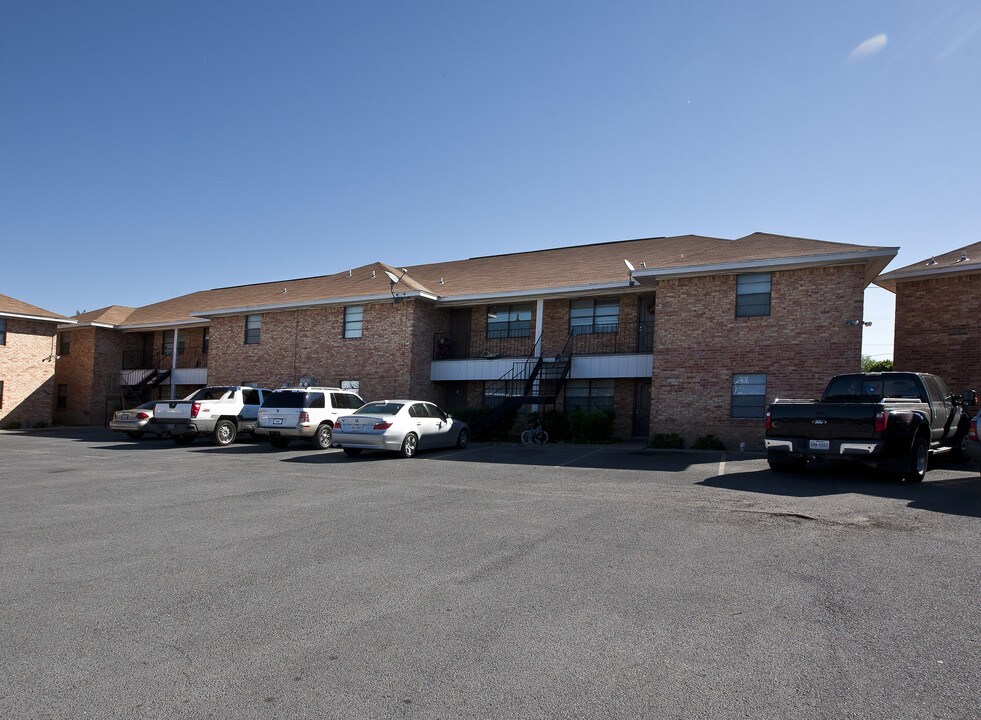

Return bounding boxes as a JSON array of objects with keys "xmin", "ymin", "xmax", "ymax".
[{"xmin": 963, "ymin": 390, "xmax": 978, "ymax": 406}]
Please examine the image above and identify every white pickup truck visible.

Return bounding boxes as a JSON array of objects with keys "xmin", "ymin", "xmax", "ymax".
[{"xmin": 153, "ymin": 386, "xmax": 271, "ymax": 446}]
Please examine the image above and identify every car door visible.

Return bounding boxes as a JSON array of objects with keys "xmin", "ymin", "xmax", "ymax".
[
  {"xmin": 407, "ymin": 403, "xmax": 439, "ymax": 448},
  {"xmin": 424, "ymin": 403, "xmax": 455, "ymax": 447},
  {"xmin": 241, "ymin": 388, "xmax": 261, "ymax": 422}
]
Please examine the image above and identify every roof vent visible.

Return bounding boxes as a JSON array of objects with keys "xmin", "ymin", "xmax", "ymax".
[
  {"xmin": 925, "ymin": 257, "xmax": 938, "ymax": 266},
  {"xmin": 955, "ymin": 252, "xmax": 970, "ymax": 263},
  {"xmin": 439, "ymin": 277, "xmax": 444, "ymax": 284}
]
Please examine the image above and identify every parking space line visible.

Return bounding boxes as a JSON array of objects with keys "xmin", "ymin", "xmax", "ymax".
[
  {"xmin": 556, "ymin": 448, "xmax": 604, "ymax": 467},
  {"xmin": 719, "ymin": 453, "xmax": 727, "ymax": 476}
]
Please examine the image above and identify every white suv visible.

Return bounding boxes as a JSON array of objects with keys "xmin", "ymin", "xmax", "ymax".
[{"xmin": 255, "ymin": 387, "xmax": 365, "ymax": 449}]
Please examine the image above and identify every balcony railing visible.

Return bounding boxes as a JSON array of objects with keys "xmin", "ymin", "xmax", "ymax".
[
  {"xmin": 432, "ymin": 321, "xmax": 654, "ymax": 360},
  {"xmin": 122, "ymin": 344, "xmax": 208, "ymax": 370}
]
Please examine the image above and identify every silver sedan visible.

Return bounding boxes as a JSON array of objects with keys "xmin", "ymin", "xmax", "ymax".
[
  {"xmin": 332, "ymin": 400, "xmax": 470, "ymax": 458},
  {"xmin": 109, "ymin": 401, "xmax": 161, "ymax": 440}
]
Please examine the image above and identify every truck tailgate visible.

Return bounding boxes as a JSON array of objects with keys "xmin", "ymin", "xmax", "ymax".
[
  {"xmin": 258, "ymin": 408, "xmax": 302, "ymax": 428},
  {"xmin": 768, "ymin": 402, "xmax": 880, "ymax": 440},
  {"xmin": 154, "ymin": 401, "xmax": 193, "ymax": 421}
]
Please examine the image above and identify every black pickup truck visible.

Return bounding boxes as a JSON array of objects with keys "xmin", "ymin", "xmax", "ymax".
[{"xmin": 764, "ymin": 372, "xmax": 976, "ymax": 482}]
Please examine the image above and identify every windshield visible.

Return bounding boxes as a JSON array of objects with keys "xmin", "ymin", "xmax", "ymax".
[
  {"xmin": 190, "ymin": 387, "xmax": 232, "ymax": 401},
  {"xmin": 824, "ymin": 375, "xmax": 924, "ymax": 403},
  {"xmin": 355, "ymin": 402, "xmax": 404, "ymax": 416}
]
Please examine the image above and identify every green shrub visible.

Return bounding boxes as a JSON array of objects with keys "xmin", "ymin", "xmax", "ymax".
[
  {"xmin": 692, "ymin": 434, "xmax": 726, "ymax": 450},
  {"xmin": 3, "ymin": 420, "xmax": 22, "ymax": 430},
  {"xmin": 32, "ymin": 421, "xmax": 49, "ymax": 429},
  {"xmin": 451, "ymin": 405, "xmax": 519, "ymax": 441},
  {"xmin": 650, "ymin": 432, "xmax": 684, "ymax": 449}
]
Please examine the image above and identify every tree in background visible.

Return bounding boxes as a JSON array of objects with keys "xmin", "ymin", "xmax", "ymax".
[{"xmin": 862, "ymin": 355, "xmax": 894, "ymax": 372}]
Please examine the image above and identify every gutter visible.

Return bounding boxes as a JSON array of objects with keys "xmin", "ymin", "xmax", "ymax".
[
  {"xmin": 1, "ymin": 312, "xmax": 75, "ymax": 325},
  {"xmin": 874, "ymin": 262, "xmax": 981, "ymax": 293}
]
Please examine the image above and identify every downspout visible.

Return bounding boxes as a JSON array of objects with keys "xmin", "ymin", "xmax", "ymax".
[{"xmin": 170, "ymin": 327, "xmax": 179, "ymax": 399}]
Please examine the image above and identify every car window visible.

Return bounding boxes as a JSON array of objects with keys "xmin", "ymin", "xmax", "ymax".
[
  {"xmin": 883, "ymin": 377, "xmax": 924, "ymax": 400},
  {"xmin": 262, "ymin": 391, "xmax": 306, "ymax": 408},
  {"xmin": 332, "ymin": 392, "xmax": 364, "ymax": 410},
  {"xmin": 308, "ymin": 393, "xmax": 326, "ymax": 409},
  {"xmin": 242, "ymin": 388, "xmax": 260, "ymax": 405},
  {"xmin": 192, "ymin": 387, "xmax": 231, "ymax": 401},
  {"xmin": 356, "ymin": 402, "xmax": 403, "ymax": 415},
  {"xmin": 408, "ymin": 403, "xmax": 429, "ymax": 418},
  {"xmin": 424, "ymin": 403, "xmax": 446, "ymax": 420}
]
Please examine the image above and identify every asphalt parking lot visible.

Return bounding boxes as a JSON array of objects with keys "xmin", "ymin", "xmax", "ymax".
[{"xmin": 2, "ymin": 429, "xmax": 980, "ymax": 720}]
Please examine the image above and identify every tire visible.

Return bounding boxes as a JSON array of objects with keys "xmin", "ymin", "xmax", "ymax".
[
  {"xmin": 520, "ymin": 429, "xmax": 532, "ymax": 445},
  {"xmin": 343, "ymin": 447, "xmax": 362, "ymax": 457},
  {"xmin": 311, "ymin": 423, "xmax": 333, "ymax": 450},
  {"xmin": 212, "ymin": 420, "xmax": 237, "ymax": 447},
  {"xmin": 456, "ymin": 428, "xmax": 470, "ymax": 449},
  {"xmin": 400, "ymin": 433, "xmax": 418, "ymax": 458},
  {"xmin": 270, "ymin": 437, "xmax": 290, "ymax": 449},
  {"xmin": 903, "ymin": 435, "xmax": 928, "ymax": 483},
  {"xmin": 535, "ymin": 429, "xmax": 549, "ymax": 445},
  {"xmin": 173, "ymin": 434, "xmax": 195, "ymax": 445},
  {"xmin": 126, "ymin": 431, "xmax": 145, "ymax": 440}
]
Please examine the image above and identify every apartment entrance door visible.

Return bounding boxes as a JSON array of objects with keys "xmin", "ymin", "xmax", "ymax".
[{"xmin": 632, "ymin": 379, "xmax": 652, "ymax": 437}]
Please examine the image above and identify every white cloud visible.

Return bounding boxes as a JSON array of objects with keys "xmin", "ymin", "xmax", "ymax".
[{"xmin": 848, "ymin": 34, "xmax": 888, "ymax": 61}]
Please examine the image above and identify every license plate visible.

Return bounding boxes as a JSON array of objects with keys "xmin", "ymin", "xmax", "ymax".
[
  {"xmin": 119, "ymin": 413, "xmax": 130, "ymax": 420},
  {"xmin": 350, "ymin": 425, "xmax": 363, "ymax": 433},
  {"xmin": 809, "ymin": 439, "xmax": 830, "ymax": 451},
  {"xmin": 273, "ymin": 418, "xmax": 283, "ymax": 425},
  {"xmin": 165, "ymin": 424, "xmax": 176, "ymax": 431}
]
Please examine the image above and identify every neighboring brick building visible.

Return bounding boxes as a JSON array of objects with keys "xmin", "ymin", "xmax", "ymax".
[
  {"xmin": 48, "ymin": 232, "xmax": 895, "ymax": 448},
  {"xmin": 875, "ymin": 242, "xmax": 981, "ymax": 398},
  {"xmin": 0, "ymin": 293, "xmax": 72, "ymax": 428}
]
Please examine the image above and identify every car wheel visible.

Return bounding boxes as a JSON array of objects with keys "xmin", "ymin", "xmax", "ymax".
[
  {"xmin": 270, "ymin": 437, "xmax": 290, "ymax": 449},
  {"xmin": 311, "ymin": 423, "xmax": 332, "ymax": 450},
  {"xmin": 400, "ymin": 433, "xmax": 418, "ymax": 458},
  {"xmin": 173, "ymin": 435, "xmax": 195, "ymax": 445},
  {"xmin": 343, "ymin": 447, "xmax": 362, "ymax": 457},
  {"xmin": 904, "ymin": 435, "xmax": 928, "ymax": 483},
  {"xmin": 126, "ymin": 431, "xmax": 145, "ymax": 440},
  {"xmin": 212, "ymin": 420, "xmax": 237, "ymax": 447},
  {"xmin": 456, "ymin": 428, "xmax": 470, "ymax": 449}
]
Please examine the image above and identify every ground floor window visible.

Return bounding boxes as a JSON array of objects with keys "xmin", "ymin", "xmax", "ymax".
[
  {"xmin": 56, "ymin": 384, "xmax": 68, "ymax": 410},
  {"xmin": 565, "ymin": 379, "xmax": 615, "ymax": 412},
  {"xmin": 732, "ymin": 373, "xmax": 767, "ymax": 418},
  {"xmin": 0, "ymin": 379, "xmax": 4, "ymax": 408}
]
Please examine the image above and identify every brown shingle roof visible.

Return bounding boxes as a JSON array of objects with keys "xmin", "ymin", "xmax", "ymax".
[
  {"xmin": 0, "ymin": 293, "xmax": 69, "ymax": 322},
  {"xmin": 109, "ymin": 233, "xmax": 895, "ymax": 328},
  {"xmin": 70, "ymin": 305, "xmax": 136, "ymax": 326},
  {"xmin": 875, "ymin": 241, "xmax": 981, "ymax": 292}
]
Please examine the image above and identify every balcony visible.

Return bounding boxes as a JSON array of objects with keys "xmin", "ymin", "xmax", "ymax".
[
  {"xmin": 432, "ymin": 321, "xmax": 654, "ymax": 360},
  {"xmin": 122, "ymin": 345, "xmax": 208, "ymax": 371}
]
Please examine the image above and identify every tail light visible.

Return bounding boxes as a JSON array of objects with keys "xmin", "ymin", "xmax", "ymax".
[
  {"xmin": 372, "ymin": 421, "xmax": 392, "ymax": 430},
  {"xmin": 874, "ymin": 410, "xmax": 888, "ymax": 433},
  {"xmin": 969, "ymin": 416, "xmax": 978, "ymax": 442},
  {"xmin": 764, "ymin": 410, "xmax": 772, "ymax": 432},
  {"xmin": 299, "ymin": 411, "xmax": 310, "ymax": 424},
  {"xmin": 191, "ymin": 402, "xmax": 201, "ymax": 418},
  {"xmin": 136, "ymin": 412, "xmax": 149, "ymax": 420}
]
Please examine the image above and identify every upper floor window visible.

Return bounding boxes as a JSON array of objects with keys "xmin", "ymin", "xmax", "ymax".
[
  {"xmin": 202, "ymin": 327, "xmax": 210, "ymax": 355},
  {"xmin": 344, "ymin": 305, "xmax": 364, "ymax": 339},
  {"xmin": 0, "ymin": 318, "xmax": 6, "ymax": 345},
  {"xmin": 56, "ymin": 383, "xmax": 68, "ymax": 410},
  {"xmin": 487, "ymin": 304, "xmax": 532, "ymax": 339},
  {"xmin": 570, "ymin": 298, "xmax": 620, "ymax": 335},
  {"xmin": 58, "ymin": 332, "xmax": 70, "ymax": 357},
  {"xmin": 736, "ymin": 273, "xmax": 771, "ymax": 317},
  {"xmin": 162, "ymin": 330, "xmax": 185, "ymax": 356},
  {"xmin": 732, "ymin": 373, "xmax": 767, "ymax": 418},
  {"xmin": 245, "ymin": 315, "xmax": 262, "ymax": 345}
]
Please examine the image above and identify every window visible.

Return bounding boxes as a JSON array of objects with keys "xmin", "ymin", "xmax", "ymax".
[
  {"xmin": 245, "ymin": 315, "xmax": 262, "ymax": 344},
  {"xmin": 487, "ymin": 304, "xmax": 532, "ymax": 338},
  {"xmin": 56, "ymin": 384, "xmax": 68, "ymax": 410},
  {"xmin": 736, "ymin": 273, "xmax": 771, "ymax": 317},
  {"xmin": 58, "ymin": 332, "xmax": 70, "ymax": 356},
  {"xmin": 0, "ymin": 318, "xmax": 6, "ymax": 345},
  {"xmin": 162, "ymin": 330, "xmax": 185, "ymax": 356},
  {"xmin": 202, "ymin": 327, "xmax": 210, "ymax": 355},
  {"xmin": 0, "ymin": 380, "xmax": 4, "ymax": 408},
  {"xmin": 331, "ymin": 392, "xmax": 365, "ymax": 410},
  {"xmin": 565, "ymin": 379, "xmax": 615, "ymax": 412},
  {"xmin": 569, "ymin": 298, "xmax": 620, "ymax": 335},
  {"xmin": 344, "ymin": 305, "xmax": 364, "ymax": 339},
  {"xmin": 732, "ymin": 374, "xmax": 767, "ymax": 418}
]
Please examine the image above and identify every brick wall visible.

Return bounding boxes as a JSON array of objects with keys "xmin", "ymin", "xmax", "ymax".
[
  {"xmin": 208, "ymin": 299, "xmax": 439, "ymax": 402},
  {"xmin": 893, "ymin": 274, "xmax": 981, "ymax": 395},
  {"xmin": 0, "ymin": 318, "xmax": 57, "ymax": 427},
  {"xmin": 52, "ymin": 327, "xmax": 127, "ymax": 425},
  {"xmin": 651, "ymin": 265, "xmax": 866, "ymax": 450}
]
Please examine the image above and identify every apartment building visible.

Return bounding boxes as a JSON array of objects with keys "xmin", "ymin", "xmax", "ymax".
[
  {"xmin": 875, "ymin": 242, "xmax": 981, "ymax": 398},
  {"xmin": 0, "ymin": 293, "xmax": 72, "ymax": 427},
  {"xmin": 54, "ymin": 232, "xmax": 896, "ymax": 448}
]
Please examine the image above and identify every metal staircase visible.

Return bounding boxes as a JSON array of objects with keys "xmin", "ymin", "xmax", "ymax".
[{"xmin": 470, "ymin": 333, "xmax": 573, "ymax": 437}]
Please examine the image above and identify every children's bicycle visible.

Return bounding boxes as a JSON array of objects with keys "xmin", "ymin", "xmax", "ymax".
[{"xmin": 520, "ymin": 422, "xmax": 549, "ymax": 446}]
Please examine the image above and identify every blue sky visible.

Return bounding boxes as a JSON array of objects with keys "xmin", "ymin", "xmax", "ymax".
[{"xmin": 3, "ymin": 1, "xmax": 980, "ymax": 359}]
